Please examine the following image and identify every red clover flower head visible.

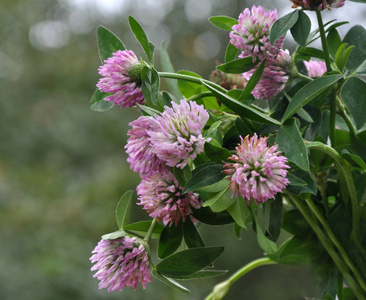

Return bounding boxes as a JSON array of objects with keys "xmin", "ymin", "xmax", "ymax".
[
  {"xmin": 243, "ymin": 49, "xmax": 293, "ymax": 100},
  {"xmin": 97, "ymin": 50, "xmax": 146, "ymax": 108},
  {"xmin": 148, "ymin": 100, "xmax": 210, "ymax": 169},
  {"xmin": 137, "ymin": 171, "xmax": 202, "ymax": 226},
  {"xmin": 223, "ymin": 134, "xmax": 290, "ymax": 205},
  {"xmin": 230, "ymin": 5, "xmax": 285, "ymax": 62},
  {"xmin": 90, "ymin": 236, "xmax": 151, "ymax": 292},
  {"xmin": 303, "ymin": 60, "xmax": 327, "ymax": 77},
  {"xmin": 290, "ymin": 0, "xmax": 345, "ymax": 10},
  {"xmin": 125, "ymin": 116, "xmax": 168, "ymax": 176}
]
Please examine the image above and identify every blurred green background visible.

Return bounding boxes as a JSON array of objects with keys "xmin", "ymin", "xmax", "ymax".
[{"xmin": 1, "ymin": 0, "xmax": 365, "ymax": 299}]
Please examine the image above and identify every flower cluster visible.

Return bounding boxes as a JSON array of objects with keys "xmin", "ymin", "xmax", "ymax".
[
  {"xmin": 97, "ymin": 50, "xmax": 146, "ymax": 108},
  {"xmin": 90, "ymin": 236, "xmax": 151, "ymax": 292},
  {"xmin": 223, "ymin": 134, "xmax": 290, "ymax": 204},
  {"xmin": 304, "ymin": 60, "xmax": 327, "ymax": 77},
  {"xmin": 230, "ymin": 5, "xmax": 294, "ymax": 100},
  {"xmin": 290, "ymin": 0, "xmax": 345, "ymax": 10},
  {"xmin": 137, "ymin": 171, "xmax": 202, "ymax": 226}
]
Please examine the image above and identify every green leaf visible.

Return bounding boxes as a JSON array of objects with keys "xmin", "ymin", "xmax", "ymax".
[
  {"xmin": 341, "ymin": 77, "xmax": 366, "ymax": 129},
  {"xmin": 348, "ymin": 0, "xmax": 366, "ymax": 2},
  {"xmin": 264, "ymin": 195, "xmax": 283, "ymax": 242},
  {"xmin": 270, "ymin": 10, "xmax": 299, "ymax": 44},
  {"xmin": 205, "ymin": 121, "xmax": 222, "ymax": 138},
  {"xmin": 169, "ymin": 269, "xmax": 228, "ymax": 280},
  {"xmin": 156, "ymin": 246, "xmax": 225, "ymax": 277},
  {"xmin": 177, "ymin": 70, "xmax": 203, "ymax": 98},
  {"xmin": 217, "ymin": 57, "xmax": 258, "ymax": 74},
  {"xmin": 298, "ymin": 47, "xmax": 324, "ymax": 60},
  {"xmin": 204, "ymin": 142, "xmax": 232, "ymax": 164},
  {"xmin": 209, "ymin": 16, "xmax": 238, "ymax": 31},
  {"xmin": 183, "ymin": 218, "xmax": 205, "ymax": 248},
  {"xmin": 97, "ymin": 26, "xmax": 125, "ymax": 62},
  {"xmin": 102, "ymin": 231, "xmax": 126, "ymax": 240},
  {"xmin": 115, "ymin": 190, "xmax": 133, "ymax": 230},
  {"xmin": 256, "ymin": 219, "xmax": 277, "ymax": 254},
  {"xmin": 136, "ymin": 103, "xmax": 160, "ymax": 117},
  {"xmin": 327, "ymin": 28, "xmax": 342, "ymax": 59},
  {"xmin": 158, "ymin": 222, "xmax": 183, "ymax": 259},
  {"xmin": 202, "ymin": 83, "xmax": 281, "ymax": 125},
  {"xmin": 90, "ymin": 88, "xmax": 114, "ymax": 112},
  {"xmin": 287, "ymin": 173, "xmax": 307, "ymax": 186},
  {"xmin": 128, "ymin": 16, "xmax": 153, "ymax": 62},
  {"xmin": 354, "ymin": 59, "xmax": 366, "ymax": 75},
  {"xmin": 290, "ymin": 10, "xmax": 311, "ymax": 47},
  {"xmin": 191, "ymin": 206, "xmax": 234, "ymax": 225},
  {"xmin": 151, "ymin": 270, "xmax": 190, "ymax": 294},
  {"xmin": 160, "ymin": 42, "xmax": 182, "ymax": 98},
  {"xmin": 210, "ymin": 188, "xmax": 235, "ymax": 213},
  {"xmin": 238, "ymin": 59, "xmax": 266, "ymax": 101},
  {"xmin": 343, "ymin": 25, "xmax": 366, "ymax": 71},
  {"xmin": 173, "ymin": 165, "xmax": 191, "ymax": 187},
  {"xmin": 342, "ymin": 150, "xmax": 366, "ymax": 171},
  {"xmin": 282, "ymin": 75, "xmax": 343, "ymax": 122},
  {"xmin": 141, "ymin": 66, "xmax": 160, "ymax": 106},
  {"xmin": 225, "ymin": 42, "xmax": 239, "ymax": 63},
  {"xmin": 276, "ymin": 119, "xmax": 309, "ymax": 171},
  {"xmin": 335, "ymin": 43, "xmax": 354, "ymax": 72},
  {"xmin": 123, "ymin": 221, "xmax": 164, "ymax": 240},
  {"xmin": 227, "ymin": 196, "xmax": 250, "ymax": 229},
  {"xmin": 286, "ymin": 170, "xmax": 317, "ymax": 196},
  {"xmin": 283, "ymin": 209, "xmax": 309, "ymax": 235},
  {"xmin": 182, "ymin": 162, "xmax": 226, "ymax": 194}
]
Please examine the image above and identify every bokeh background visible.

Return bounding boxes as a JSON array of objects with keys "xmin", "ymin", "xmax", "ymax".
[{"xmin": 1, "ymin": 0, "xmax": 366, "ymax": 299}]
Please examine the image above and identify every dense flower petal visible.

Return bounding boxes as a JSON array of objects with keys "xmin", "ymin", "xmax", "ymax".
[
  {"xmin": 304, "ymin": 60, "xmax": 327, "ymax": 77},
  {"xmin": 125, "ymin": 116, "xmax": 168, "ymax": 176},
  {"xmin": 223, "ymin": 134, "xmax": 290, "ymax": 204},
  {"xmin": 90, "ymin": 236, "xmax": 151, "ymax": 292},
  {"xmin": 97, "ymin": 50, "xmax": 145, "ymax": 108},
  {"xmin": 230, "ymin": 5, "xmax": 284, "ymax": 61},
  {"xmin": 148, "ymin": 100, "xmax": 210, "ymax": 169},
  {"xmin": 137, "ymin": 171, "xmax": 202, "ymax": 226},
  {"xmin": 242, "ymin": 49, "xmax": 293, "ymax": 100}
]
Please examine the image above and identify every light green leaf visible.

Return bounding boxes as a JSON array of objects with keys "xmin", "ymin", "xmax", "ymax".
[
  {"xmin": 217, "ymin": 57, "xmax": 258, "ymax": 74},
  {"xmin": 238, "ymin": 59, "xmax": 266, "ymax": 101},
  {"xmin": 209, "ymin": 16, "xmax": 238, "ymax": 31},
  {"xmin": 123, "ymin": 221, "xmax": 164, "ymax": 240},
  {"xmin": 129, "ymin": 16, "xmax": 153, "ymax": 62},
  {"xmin": 225, "ymin": 42, "xmax": 239, "ymax": 63},
  {"xmin": 90, "ymin": 88, "xmax": 114, "ymax": 112},
  {"xmin": 116, "ymin": 190, "xmax": 133, "ymax": 230},
  {"xmin": 227, "ymin": 196, "xmax": 250, "ymax": 229},
  {"xmin": 270, "ymin": 10, "xmax": 299, "ymax": 44},
  {"xmin": 102, "ymin": 231, "xmax": 126, "ymax": 240},
  {"xmin": 151, "ymin": 270, "xmax": 190, "ymax": 294},
  {"xmin": 97, "ymin": 26, "xmax": 125, "ymax": 62}
]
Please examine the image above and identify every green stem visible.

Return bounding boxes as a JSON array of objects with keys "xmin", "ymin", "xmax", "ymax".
[
  {"xmin": 187, "ymin": 91, "xmax": 213, "ymax": 102},
  {"xmin": 329, "ymin": 86, "xmax": 338, "ymax": 147},
  {"xmin": 286, "ymin": 192, "xmax": 365, "ymax": 299},
  {"xmin": 158, "ymin": 72, "xmax": 228, "ymax": 94},
  {"xmin": 297, "ymin": 73, "xmax": 314, "ymax": 82},
  {"xmin": 305, "ymin": 197, "xmax": 366, "ymax": 292},
  {"xmin": 143, "ymin": 218, "xmax": 157, "ymax": 243},
  {"xmin": 337, "ymin": 96, "xmax": 357, "ymax": 137},
  {"xmin": 316, "ymin": 10, "xmax": 332, "ymax": 73},
  {"xmin": 204, "ymin": 258, "xmax": 276, "ymax": 300}
]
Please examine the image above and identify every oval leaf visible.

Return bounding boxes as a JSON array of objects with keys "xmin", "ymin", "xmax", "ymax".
[
  {"xmin": 129, "ymin": 16, "xmax": 153, "ymax": 62},
  {"xmin": 290, "ymin": 10, "xmax": 311, "ymax": 47},
  {"xmin": 183, "ymin": 218, "xmax": 205, "ymax": 248},
  {"xmin": 116, "ymin": 190, "xmax": 133, "ymax": 230},
  {"xmin": 217, "ymin": 57, "xmax": 258, "ymax": 74},
  {"xmin": 90, "ymin": 88, "xmax": 114, "ymax": 112},
  {"xmin": 270, "ymin": 10, "xmax": 299, "ymax": 44},
  {"xmin": 123, "ymin": 221, "xmax": 164, "ymax": 240},
  {"xmin": 158, "ymin": 222, "xmax": 183, "ymax": 259},
  {"xmin": 156, "ymin": 246, "xmax": 225, "ymax": 277},
  {"xmin": 282, "ymin": 75, "xmax": 343, "ymax": 122},
  {"xmin": 204, "ymin": 142, "xmax": 232, "ymax": 164},
  {"xmin": 97, "ymin": 26, "xmax": 125, "ymax": 62},
  {"xmin": 209, "ymin": 16, "xmax": 238, "ymax": 31}
]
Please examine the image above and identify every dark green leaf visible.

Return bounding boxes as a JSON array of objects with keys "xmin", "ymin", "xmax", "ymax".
[
  {"xmin": 169, "ymin": 269, "xmax": 228, "ymax": 280},
  {"xmin": 191, "ymin": 206, "xmax": 234, "ymax": 225},
  {"xmin": 282, "ymin": 75, "xmax": 343, "ymax": 122},
  {"xmin": 209, "ymin": 16, "xmax": 238, "ymax": 31},
  {"xmin": 290, "ymin": 10, "xmax": 311, "ymax": 47},
  {"xmin": 238, "ymin": 59, "xmax": 266, "ymax": 101},
  {"xmin": 270, "ymin": 10, "xmax": 299, "ymax": 44},
  {"xmin": 151, "ymin": 270, "xmax": 190, "ymax": 294},
  {"xmin": 341, "ymin": 77, "xmax": 366, "ymax": 129},
  {"xmin": 225, "ymin": 42, "xmax": 239, "ymax": 63},
  {"xmin": 116, "ymin": 190, "xmax": 133, "ymax": 230},
  {"xmin": 204, "ymin": 142, "xmax": 232, "ymax": 164},
  {"xmin": 183, "ymin": 218, "xmax": 205, "ymax": 248},
  {"xmin": 287, "ymin": 173, "xmax": 307, "ymax": 186},
  {"xmin": 128, "ymin": 16, "xmax": 153, "ymax": 62},
  {"xmin": 264, "ymin": 194, "xmax": 283, "ymax": 242},
  {"xmin": 348, "ymin": 0, "xmax": 366, "ymax": 2},
  {"xmin": 286, "ymin": 170, "xmax": 317, "ymax": 195},
  {"xmin": 90, "ymin": 88, "xmax": 114, "ymax": 112},
  {"xmin": 217, "ymin": 57, "xmax": 258, "ymax": 74},
  {"xmin": 321, "ymin": 295, "xmax": 334, "ymax": 300},
  {"xmin": 227, "ymin": 196, "xmax": 250, "ymax": 229},
  {"xmin": 283, "ymin": 209, "xmax": 309, "ymax": 235},
  {"xmin": 298, "ymin": 47, "xmax": 325, "ymax": 60},
  {"xmin": 173, "ymin": 165, "xmax": 191, "ymax": 187},
  {"xmin": 198, "ymin": 178, "xmax": 228, "ymax": 193},
  {"xmin": 156, "ymin": 247, "xmax": 225, "ymax": 277},
  {"xmin": 276, "ymin": 119, "xmax": 309, "ymax": 171},
  {"xmin": 343, "ymin": 25, "xmax": 366, "ymax": 71},
  {"xmin": 205, "ymin": 121, "xmax": 222, "ymax": 138},
  {"xmin": 158, "ymin": 222, "xmax": 183, "ymax": 259},
  {"xmin": 141, "ymin": 66, "xmax": 160, "ymax": 106},
  {"xmin": 160, "ymin": 41, "xmax": 182, "ymax": 98},
  {"xmin": 123, "ymin": 221, "xmax": 164, "ymax": 240},
  {"xmin": 202, "ymin": 83, "xmax": 281, "ymax": 125},
  {"xmin": 183, "ymin": 162, "xmax": 225, "ymax": 194},
  {"xmin": 97, "ymin": 26, "xmax": 125, "ymax": 62},
  {"xmin": 327, "ymin": 28, "xmax": 342, "ymax": 59},
  {"xmin": 342, "ymin": 150, "xmax": 366, "ymax": 171}
]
